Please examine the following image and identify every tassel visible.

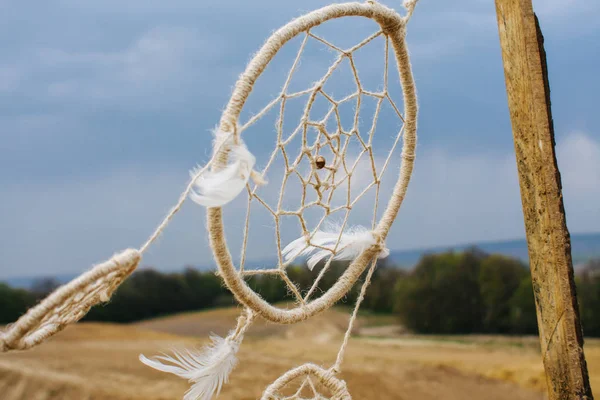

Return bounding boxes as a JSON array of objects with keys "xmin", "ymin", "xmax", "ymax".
[
  {"xmin": 140, "ymin": 332, "xmax": 240, "ymax": 400},
  {"xmin": 282, "ymin": 224, "xmax": 389, "ymax": 270},
  {"xmin": 189, "ymin": 138, "xmax": 264, "ymax": 208}
]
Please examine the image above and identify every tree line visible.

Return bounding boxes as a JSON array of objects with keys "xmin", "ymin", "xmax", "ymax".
[{"xmin": 2, "ymin": 248, "xmax": 600, "ymax": 336}]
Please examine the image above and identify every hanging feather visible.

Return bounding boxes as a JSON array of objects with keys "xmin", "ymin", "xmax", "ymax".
[
  {"xmin": 282, "ymin": 224, "xmax": 389, "ymax": 270},
  {"xmin": 189, "ymin": 139, "xmax": 263, "ymax": 208},
  {"xmin": 139, "ymin": 332, "xmax": 240, "ymax": 400}
]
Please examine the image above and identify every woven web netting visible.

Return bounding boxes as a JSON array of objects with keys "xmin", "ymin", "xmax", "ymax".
[
  {"xmin": 202, "ymin": 1, "xmax": 420, "ymax": 394},
  {"xmin": 229, "ymin": 27, "xmax": 405, "ymax": 307}
]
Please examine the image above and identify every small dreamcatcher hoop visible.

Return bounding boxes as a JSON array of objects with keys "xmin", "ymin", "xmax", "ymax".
[
  {"xmin": 208, "ymin": 0, "xmax": 417, "ymax": 324},
  {"xmin": 261, "ymin": 363, "xmax": 351, "ymax": 400}
]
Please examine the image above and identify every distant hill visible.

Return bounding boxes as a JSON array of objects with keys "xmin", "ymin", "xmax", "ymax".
[
  {"xmin": 4, "ymin": 232, "xmax": 600, "ymax": 289},
  {"xmin": 387, "ymin": 232, "xmax": 600, "ymax": 269},
  {"xmin": 3, "ymin": 273, "xmax": 79, "ymax": 290}
]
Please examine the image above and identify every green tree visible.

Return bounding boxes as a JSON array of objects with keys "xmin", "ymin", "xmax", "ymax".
[
  {"xmin": 508, "ymin": 275, "xmax": 538, "ymax": 334},
  {"xmin": 181, "ymin": 268, "xmax": 231, "ymax": 309},
  {"xmin": 479, "ymin": 255, "xmax": 528, "ymax": 333},
  {"xmin": 247, "ymin": 274, "xmax": 288, "ymax": 304},
  {"xmin": 576, "ymin": 271, "xmax": 600, "ymax": 337},
  {"xmin": 0, "ymin": 283, "xmax": 36, "ymax": 324},
  {"xmin": 363, "ymin": 263, "xmax": 406, "ymax": 313},
  {"xmin": 30, "ymin": 278, "xmax": 61, "ymax": 300},
  {"xmin": 86, "ymin": 268, "xmax": 231, "ymax": 322},
  {"xmin": 394, "ymin": 249, "xmax": 485, "ymax": 334}
]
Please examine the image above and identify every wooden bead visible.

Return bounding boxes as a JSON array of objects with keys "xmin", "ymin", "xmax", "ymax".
[{"xmin": 315, "ymin": 156, "xmax": 326, "ymax": 170}]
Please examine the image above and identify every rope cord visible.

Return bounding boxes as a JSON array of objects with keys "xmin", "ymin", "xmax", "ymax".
[
  {"xmin": 208, "ymin": 0, "xmax": 417, "ymax": 327},
  {"xmin": 2, "ymin": 4, "xmax": 419, "ymax": 400}
]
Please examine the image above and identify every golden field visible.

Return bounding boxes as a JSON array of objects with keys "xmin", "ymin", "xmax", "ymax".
[{"xmin": 1, "ymin": 306, "xmax": 599, "ymax": 399}]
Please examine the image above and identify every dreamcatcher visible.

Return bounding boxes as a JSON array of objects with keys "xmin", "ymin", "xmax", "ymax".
[{"xmin": 0, "ymin": 1, "xmax": 419, "ymax": 399}]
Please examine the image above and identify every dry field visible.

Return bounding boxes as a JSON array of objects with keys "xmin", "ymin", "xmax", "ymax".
[{"xmin": 1, "ymin": 306, "xmax": 599, "ymax": 399}]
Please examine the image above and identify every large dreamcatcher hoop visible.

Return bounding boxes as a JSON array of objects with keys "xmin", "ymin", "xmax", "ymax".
[
  {"xmin": 1, "ymin": 1, "xmax": 419, "ymax": 399},
  {"xmin": 209, "ymin": 0, "xmax": 418, "ymax": 324}
]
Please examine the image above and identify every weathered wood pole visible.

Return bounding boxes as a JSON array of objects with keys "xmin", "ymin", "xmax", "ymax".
[{"xmin": 494, "ymin": 0, "xmax": 593, "ymax": 398}]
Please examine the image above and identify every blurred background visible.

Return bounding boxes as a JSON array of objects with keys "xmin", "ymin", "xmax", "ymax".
[{"xmin": 1, "ymin": 0, "xmax": 599, "ymax": 399}]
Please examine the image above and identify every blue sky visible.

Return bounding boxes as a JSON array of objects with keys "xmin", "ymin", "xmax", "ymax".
[{"xmin": 1, "ymin": 0, "xmax": 599, "ymax": 279}]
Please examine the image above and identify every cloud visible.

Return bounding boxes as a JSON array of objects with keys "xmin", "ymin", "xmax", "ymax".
[
  {"xmin": 387, "ymin": 130, "xmax": 600, "ymax": 250},
  {"xmin": 556, "ymin": 131, "xmax": 600, "ymax": 232},
  {"xmin": 530, "ymin": 0, "xmax": 600, "ymax": 37},
  {"xmin": 0, "ymin": 0, "xmax": 599, "ymax": 279},
  {"xmin": 34, "ymin": 26, "xmax": 228, "ymax": 109},
  {"xmin": 390, "ymin": 141, "xmax": 525, "ymax": 249},
  {"xmin": 2, "ymin": 131, "xmax": 597, "ymax": 278},
  {"xmin": 0, "ymin": 66, "xmax": 21, "ymax": 93},
  {"xmin": 534, "ymin": 0, "xmax": 600, "ymax": 20},
  {"xmin": 0, "ymin": 168, "xmax": 198, "ymax": 278}
]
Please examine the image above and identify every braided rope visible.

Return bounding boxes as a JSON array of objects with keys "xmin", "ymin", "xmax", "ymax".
[
  {"xmin": 261, "ymin": 363, "xmax": 351, "ymax": 400},
  {"xmin": 0, "ymin": 249, "xmax": 140, "ymax": 352},
  {"xmin": 208, "ymin": 0, "xmax": 417, "ymax": 325}
]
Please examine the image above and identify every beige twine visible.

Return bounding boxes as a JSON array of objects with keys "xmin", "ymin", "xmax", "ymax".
[
  {"xmin": 207, "ymin": 0, "xmax": 418, "ymax": 325},
  {"xmin": 0, "ymin": 133, "xmax": 241, "ymax": 353},
  {"xmin": 259, "ymin": 258, "xmax": 379, "ymax": 399},
  {"xmin": 1, "ymin": 5, "xmax": 419, "ymax": 400},
  {"xmin": 261, "ymin": 363, "xmax": 351, "ymax": 400},
  {"xmin": 0, "ymin": 249, "xmax": 140, "ymax": 352}
]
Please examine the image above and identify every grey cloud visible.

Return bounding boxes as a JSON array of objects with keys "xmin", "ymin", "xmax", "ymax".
[
  {"xmin": 1, "ymin": 0, "xmax": 599, "ymax": 278},
  {"xmin": 556, "ymin": 132, "xmax": 600, "ymax": 232},
  {"xmin": 533, "ymin": 0, "xmax": 600, "ymax": 20},
  {"xmin": 0, "ymin": 66, "xmax": 21, "ymax": 93},
  {"xmin": 12, "ymin": 26, "xmax": 229, "ymax": 111},
  {"xmin": 0, "ymin": 167, "xmax": 211, "ymax": 278},
  {"xmin": 2, "ymin": 131, "xmax": 597, "ymax": 278}
]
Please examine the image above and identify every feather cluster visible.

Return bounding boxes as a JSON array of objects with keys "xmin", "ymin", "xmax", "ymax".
[
  {"xmin": 282, "ymin": 224, "xmax": 389, "ymax": 270},
  {"xmin": 139, "ymin": 333, "xmax": 240, "ymax": 400},
  {"xmin": 189, "ymin": 139, "xmax": 260, "ymax": 208}
]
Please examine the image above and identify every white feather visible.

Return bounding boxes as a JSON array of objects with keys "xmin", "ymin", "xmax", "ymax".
[
  {"xmin": 282, "ymin": 224, "xmax": 389, "ymax": 270},
  {"xmin": 139, "ymin": 333, "xmax": 240, "ymax": 400},
  {"xmin": 189, "ymin": 141, "xmax": 257, "ymax": 208}
]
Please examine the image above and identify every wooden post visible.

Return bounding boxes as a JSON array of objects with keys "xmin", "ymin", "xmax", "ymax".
[{"xmin": 494, "ymin": 0, "xmax": 593, "ymax": 399}]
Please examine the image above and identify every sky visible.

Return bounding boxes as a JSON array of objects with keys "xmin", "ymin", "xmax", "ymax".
[{"xmin": 1, "ymin": 0, "xmax": 599, "ymax": 279}]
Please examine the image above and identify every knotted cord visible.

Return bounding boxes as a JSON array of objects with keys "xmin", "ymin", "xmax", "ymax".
[{"xmin": 1, "ymin": 3, "xmax": 419, "ymax": 400}]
